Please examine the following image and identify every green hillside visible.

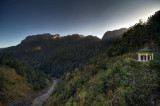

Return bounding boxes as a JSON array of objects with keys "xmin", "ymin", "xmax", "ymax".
[
  {"xmin": 0, "ymin": 31, "xmax": 125, "ymax": 78},
  {"xmin": 46, "ymin": 10, "xmax": 160, "ymax": 106},
  {"xmin": 0, "ymin": 16, "xmax": 129, "ymax": 105},
  {"xmin": 0, "ymin": 54, "xmax": 47, "ymax": 104},
  {"xmin": 0, "ymin": 66, "xmax": 31, "ymax": 104}
]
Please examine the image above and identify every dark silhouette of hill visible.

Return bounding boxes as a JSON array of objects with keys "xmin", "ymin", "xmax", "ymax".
[
  {"xmin": 0, "ymin": 28, "xmax": 128, "ymax": 78},
  {"xmin": 102, "ymin": 28, "xmax": 127, "ymax": 45},
  {"xmin": 0, "ymin": 34, "xmax": 102, "ymax": 77}
]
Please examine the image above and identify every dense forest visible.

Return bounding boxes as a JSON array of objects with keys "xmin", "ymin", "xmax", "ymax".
[
  {"xmin": 0, "ymin": 28, "xmax": 126, "ymax": 78},
  {"xmin": 46, "ymin": 10, "xmax": 160, "ymax": 105},
  {"xmin": 0, "ymin": 24, "xmax": 127, "ymax": 105}
]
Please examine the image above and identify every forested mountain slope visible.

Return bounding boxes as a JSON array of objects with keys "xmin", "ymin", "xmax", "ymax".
[
  {"xmin": 0, "ymin": 30, "xmax": 127, "ymax": 78},
  {"xmin": 0, "ymin": 17, "xmax": 128, "ymax": 105},
  {"xmin": 0, "ymin": 34, "xmax": 101, "ymax": 78},
  {"xmin": 102, "ymin": 28, "xmax": 127, "ymax": 45},
  {"xmin": 46, "ymin": 10, "xmax": 160, "ymax": 106}
]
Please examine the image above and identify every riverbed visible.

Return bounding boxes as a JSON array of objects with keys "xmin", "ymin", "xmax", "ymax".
[{"xmin": 31, "ymin": 79, "xmax": 58, "ymax": 106}]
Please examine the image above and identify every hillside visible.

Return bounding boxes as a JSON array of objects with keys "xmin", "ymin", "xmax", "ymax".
[
  {"xmin": 0, "ymin": 21, "xmax": 129, "ymax": 105},
  {"xmin": 47, "ymin": 54, "xmax": 159, "ymax": 106},
  {"xmin": 46, "ymin": 10, "xmax": 160, "ymax": 106},
  {"xmin": 0, "ymin": 54, "xmax": 47, "ymax": 105},
  {"xmin": 0, "ymin": 66, "xmax": 31, "ymax": 104},
  {"xmin": 102, "ymin": 28, "xmax": 127, "ymax": 45},
  {"xmin": 0, "ymin": 34, "xmax": 101, "ymax": 78},
  {"xmin": 0, "ymin": 31, "xmax": 126, "ymax": 78}
]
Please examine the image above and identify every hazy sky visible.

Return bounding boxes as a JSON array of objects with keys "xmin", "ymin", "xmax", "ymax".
[{"xmin": 0, "ymin": 0, "xmax": 160, "ymax": 48}]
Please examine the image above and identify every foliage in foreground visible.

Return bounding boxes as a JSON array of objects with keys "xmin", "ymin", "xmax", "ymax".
[
  {"xmin": 47, "ymin": 10, "xmax": 160, "ymax": 106},
  {"xmin": 0, "ymin": 54, "xmax": 47, "ymax": 103},
  {"xmin": 47, "ymin": 54, "xmax": 159, "ymax": 106}
]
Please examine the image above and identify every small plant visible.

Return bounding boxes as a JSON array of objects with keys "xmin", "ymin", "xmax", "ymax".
[{"xmin": 149, "ymin": 53, "xmax": 160, "ymax": 69}]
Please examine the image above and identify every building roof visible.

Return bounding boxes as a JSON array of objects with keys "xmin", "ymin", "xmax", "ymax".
[{"xmin": 138, "ymin": 47, "xmax": 154, "ymax": 53}]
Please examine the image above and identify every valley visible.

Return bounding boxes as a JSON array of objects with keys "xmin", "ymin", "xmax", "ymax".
[{"xmin": 0, "ymin": 8, "xmax": 160, "ymax": 106}]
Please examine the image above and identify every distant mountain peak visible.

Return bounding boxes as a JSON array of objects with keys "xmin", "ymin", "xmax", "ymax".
[
  {"xmin": 102, "ymin": 28, "xmax": 127, "ymax": 41},
  {"xmin": 21, "ymin": 33, "xmax": 60, "ymax": 44}
]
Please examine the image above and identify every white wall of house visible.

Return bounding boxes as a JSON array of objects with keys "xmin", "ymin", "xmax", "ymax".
[{"xmin": 138, "ymin": 53, "xmax": 153, "ymax": 62}]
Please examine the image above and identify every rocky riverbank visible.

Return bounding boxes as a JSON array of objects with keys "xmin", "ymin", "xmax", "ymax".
[{"xmin": 32, "ymin": 79, "xmax": 58, "ymax": 106}]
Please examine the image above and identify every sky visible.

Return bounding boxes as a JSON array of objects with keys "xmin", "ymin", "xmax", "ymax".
[{"xmin": 0, "ymin": 0, "xmax": 160, "ymax": 48}]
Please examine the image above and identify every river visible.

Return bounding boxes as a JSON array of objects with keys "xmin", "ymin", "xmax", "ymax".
[{"xmin": 31, "ymin": 79, "xmax": 58, "ymax": 106}]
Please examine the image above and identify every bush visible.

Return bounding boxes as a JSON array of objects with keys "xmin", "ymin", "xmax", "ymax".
[{"xmin": 149, "ymin": 53, "xmax": 160, "ymax": 69}]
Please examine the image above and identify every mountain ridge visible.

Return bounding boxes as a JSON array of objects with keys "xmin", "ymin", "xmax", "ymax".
[
  {"xmin": 46, "ymin": 10, "xmax": 160, "ymax": 106},
  {"xmin": 102, "ymin": 28, "xmax": 127, "ymax": 41},
  {"xmin": 0, "ymin": 30, "xmax": 125, "ymax": 78}
]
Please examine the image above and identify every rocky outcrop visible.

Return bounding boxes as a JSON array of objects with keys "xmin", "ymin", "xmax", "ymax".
[
  {"xmin": 102, "ymin": 28, "xmax": 127, "ymax": 41},
  {"xmin": 21, "ymin": 33, "xmax": 60, "ymax": 44}
]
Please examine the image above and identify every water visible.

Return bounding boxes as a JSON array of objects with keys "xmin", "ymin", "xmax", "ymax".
[{"xmin": 32, "ymin": 79, "xmax": 58, "ymax": 106}]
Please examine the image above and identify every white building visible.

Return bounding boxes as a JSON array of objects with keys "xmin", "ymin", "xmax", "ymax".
[{"xmin": 137, "ymin": 47, "xmax": 154, "ymax": 62}]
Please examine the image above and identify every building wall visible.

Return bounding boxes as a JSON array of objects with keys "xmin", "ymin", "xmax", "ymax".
[{"xmin": 138, "ymin": 53, "xmax": 154, "ymax": 62}]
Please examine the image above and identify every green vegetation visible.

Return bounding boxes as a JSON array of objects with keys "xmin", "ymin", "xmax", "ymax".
[
  {"xmin": 46, "ymin": 10, "xmax": 160, "ymax": 105},
  {"xmin": 39, "ymin": 35, "xmax": 103, "ymax": 77},
  {"xmin": 0, "ymin": 34, "xmax": 104, "ymax": 78},
  {"xmin": 107, "ymin": 11, "xmax": 160, "ymax": 57},
  {"xmin": 149, "ymin": 53, "xmax": 160, "ymax": 69},
  {"xmin": 47, "ymin": 54, "xmax": 159, "ymax": 106},
  {"xmin": 0, "ymin": 54, "xmax": 47, "ymax": 103},
  {"xmin": 0, "ymin": 66, "xmax": 31, "ymax": 103},
  {"xmin": 0, "ymin": 17, "xmax": 127, "ymax": 105},
  {"xmin": 0, "ymin": 9, "xmax": 160, "ymax": 106},
  {"xmin": 1, "ymin": 33, "xmax": 120, "ymax": 78}
]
